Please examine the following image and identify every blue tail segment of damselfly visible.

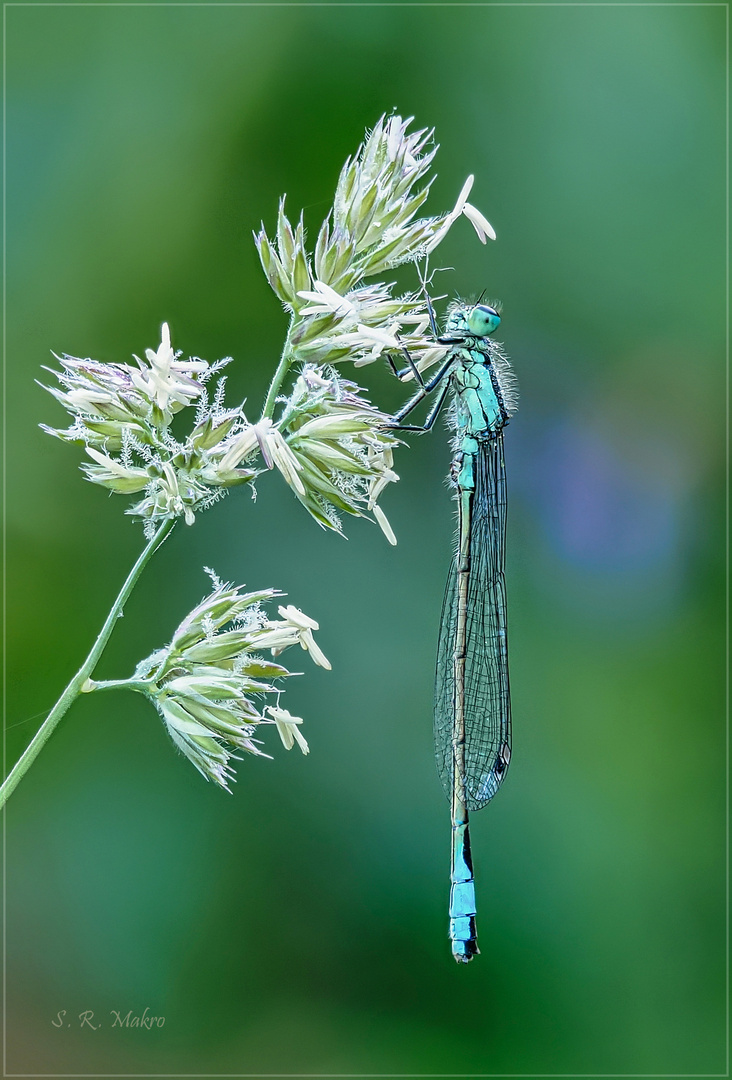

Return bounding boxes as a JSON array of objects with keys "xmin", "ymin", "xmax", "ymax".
[{"xmin": 389, "ymin": 298, "xmax": 518, "ymax": 963}]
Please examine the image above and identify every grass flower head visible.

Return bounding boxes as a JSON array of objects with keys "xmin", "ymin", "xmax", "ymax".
[{"xmin": 131, "ymin": 571, "xmax": 328, "ymax": 791}]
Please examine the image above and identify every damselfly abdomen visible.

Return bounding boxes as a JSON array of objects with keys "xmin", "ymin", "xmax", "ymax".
[{"xmin": 391, "ymin": 301, "xmax": 518, "ymax": 962}]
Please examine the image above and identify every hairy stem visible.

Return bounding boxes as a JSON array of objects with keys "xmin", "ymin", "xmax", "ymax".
[
  {"xmin": 259, "ymin": 318, "xmax": 295, "ymax": 421},
  {"xmin": 1, "ymin": 518, "xmax": 175, "ymax": 807}
]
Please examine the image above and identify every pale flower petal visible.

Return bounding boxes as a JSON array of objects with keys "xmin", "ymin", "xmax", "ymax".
[
  {"xmin": 260, "ymin": 605, "xmax": 330, "ymax": 667},
  {"xmin": 217, "ymin": 425, "xmax": 261, "ymax": 471},
  {"xmin": 297, "ymin": 281, "xmax": 357, "ymax": 317},
  {"xmin": 277, "ymin": 605, "xmax": 319, "ymax": 631},
  {"xmin": 372, "ymin": 503, "xmax": 397, "ymax": 546},
  {"xmin": 256, "ymin": 626, "xmax": 302, "ymax": 653},
  {"xmin": 462, "ymin": 202, "xmax": 497, "ymax": 242},
  {"xmin": 426, "ymin": 176, "xmax": 495, "ymax": 254},
  {"xmin": 300, "ymin": 628, "xmax": 332, "ymax": 670},
  {"xmin": 268, "ymin": 707, "xmax": 309, "ymax": 754},
  {"xmin": 132, "ymin": 323, "xmax": 205, "ymax": 411},
  {"xmin": 355, "ymin": 324, "xmax": 401, "ymax": 349},
  {"xmin": 267, "ymin": 428, "xmax": 306, "ymax": 495},
  {"xmin": 85, "ymin": 446, "xmax": 131, "ymax": 475},
  {"xmin": 451, "ymin": 175, "xmax": 475, "ymax": 220}
]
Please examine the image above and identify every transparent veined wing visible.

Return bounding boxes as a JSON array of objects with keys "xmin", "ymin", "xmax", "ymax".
[{"xmin": 434, "ymin": 433, "xmax": 512, "ymax": 811}]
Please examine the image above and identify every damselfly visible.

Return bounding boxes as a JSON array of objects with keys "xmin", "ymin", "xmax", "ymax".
[{"xmin": 390, "ymin": 298, "xmax": 518, "ymax": 962}]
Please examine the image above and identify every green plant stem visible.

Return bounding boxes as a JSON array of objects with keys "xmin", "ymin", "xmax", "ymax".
[
  {"xmin": 84, "ymin": 678, "xmax": 154, "ymax": 694},
  {"xmin": 260, "ymin": 320, "xmax": 295, "ymax": 421},
  {"xmin": 1, "ymin": 518, "xmax": 175, "ymax": 808}
]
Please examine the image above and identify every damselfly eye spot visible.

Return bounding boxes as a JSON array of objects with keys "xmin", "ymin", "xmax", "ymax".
[{"xmin": 467, "ymin": 305, "xmax": 501, "ymax": 337}]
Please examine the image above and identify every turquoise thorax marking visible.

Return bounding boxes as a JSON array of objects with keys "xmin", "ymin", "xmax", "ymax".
[
  {"xmin": 452, "ymin": 346, "xmax": 504, "ymax": 490},
  {"xmin": 454, "ymin": 349, "xmax": 504, "ymax": 438}
]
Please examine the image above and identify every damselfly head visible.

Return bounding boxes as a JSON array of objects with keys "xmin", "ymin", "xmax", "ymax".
[{"xmin": 467, "ymin": 304, "xmax": 501, "ymax": 338}]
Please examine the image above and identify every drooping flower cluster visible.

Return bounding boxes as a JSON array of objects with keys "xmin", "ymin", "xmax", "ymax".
[
  {"xmin": 40, "ymin": 322, "xmax": 401, "ymax": 542},
  {"xmin": 41, "ymin": 116, "xmax": 496, "ymax": 550},
  {"xmin": 279, "ymin": 365, "xmax": 400, "ymax": 542},
  {"xmin": 254, "ymin": 115, "xmax": 495, "ymax": 377},
  {"xmin": 221, "ymin": 365, "xmax": 400, "ymax": 541},
  {"xmin": 40, "ymin": 324, "xmax": 257, "ymax": 534},
  {"xmin": 126, "ymin": 571, "xmax": 330, "ymax": 790},
  {"xmin": 21, "ymin": 113, "xmax": 502, "ymax": 816}
]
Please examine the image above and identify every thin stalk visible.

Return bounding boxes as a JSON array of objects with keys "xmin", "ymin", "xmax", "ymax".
[
  {"xmin": 259, "ymin": 319, "xmax": 295, "ymax": 421},
  {"xmin": 83, "ymin": 678, "xmax": 154, "ymax": 694},
  {"xmin": 1, "ymin": 518, "xmax": 175, "ymax": 807}
]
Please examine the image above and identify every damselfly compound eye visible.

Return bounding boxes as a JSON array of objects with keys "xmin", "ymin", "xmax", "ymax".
[{"xmin": 467, "ymin": 305, "xmax": 501, "ymax": 337}]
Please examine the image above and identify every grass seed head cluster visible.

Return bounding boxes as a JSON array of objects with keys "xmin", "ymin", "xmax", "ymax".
[{"xmin": 36, "ymin": 115, "xmax": 494, "ymax": 790}]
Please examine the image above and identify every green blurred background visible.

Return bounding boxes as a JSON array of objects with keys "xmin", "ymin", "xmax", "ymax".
[{"xmin": 5, "ymin": 3, "xmax": 726, "ymax": 1076}]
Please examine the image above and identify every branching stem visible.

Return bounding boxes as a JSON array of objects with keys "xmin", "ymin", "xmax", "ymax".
[
  {"xmin": 259, "ymin": 319, "xmax": 295, "ymax": 421},
  {"xmin": 84, "ymin": 677, "xmax": 155, "ymax": 694},
  {"xmin": 1, "ymin": 518, "xmax": 175, "ymax": 808}
]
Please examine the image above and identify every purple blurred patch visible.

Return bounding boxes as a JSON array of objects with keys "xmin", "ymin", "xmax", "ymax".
[
  {"xmin": 510, "ymin": 413, "xmax": 704, "ymax": 619},
  {"xmin": 542, "ymin": 420, "xmax": 682, "ymax": 572}
]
